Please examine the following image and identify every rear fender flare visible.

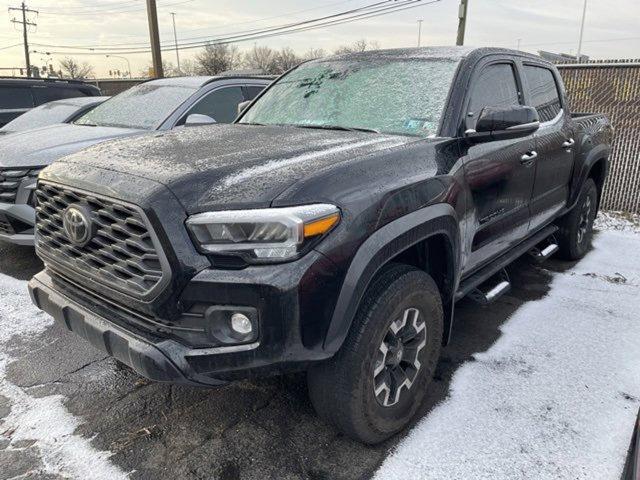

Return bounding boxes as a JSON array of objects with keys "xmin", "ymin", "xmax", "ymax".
[
  {"xmin": 568, "ymin": 143, "xmax": 610, "ymax": 210},
  {"xmin": 323, "ymin": 203, "xmax": 460, "ymax": 353}
]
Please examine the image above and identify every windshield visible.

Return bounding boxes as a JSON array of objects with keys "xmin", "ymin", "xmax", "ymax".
[
  {"xmin": 240, "ymin": 57, "xmax": 460, "ymax": 137},
  {"xmin": 1, "ymin": 101, "xmax": 81, "ymax": 131},
  {"xmin": 75, "ymin": 83, "xmax": 196, "ymax": 130}
]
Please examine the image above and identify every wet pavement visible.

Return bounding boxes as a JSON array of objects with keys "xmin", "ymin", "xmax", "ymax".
[{"xmin": 0, "ymin": 237, "xmax": 584, "ymax": 480}]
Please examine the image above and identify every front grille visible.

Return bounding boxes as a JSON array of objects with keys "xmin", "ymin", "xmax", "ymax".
[
  {"xmin": 35, "ymin": 181, "xmax": 169, "ymax": 299},
  {"xmin": 0, "ymin": 167, "xmax": 41, "ymax": 204}
]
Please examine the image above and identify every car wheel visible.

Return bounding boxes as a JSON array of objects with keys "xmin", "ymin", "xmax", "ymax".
[
  {"xmin": 307, "ymin": 263, "xmax": 443, "ymax": 444},
  {"xmin": 557, "ymin": 178, "xmax": 598, "ymax": 261}
]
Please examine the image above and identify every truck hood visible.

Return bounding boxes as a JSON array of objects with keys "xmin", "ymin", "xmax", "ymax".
[
  {"xmin": 58, "ymin": 124, "xmax": 417, "ymax": 212},
  {"xmin": 0, "ymin": 123, "xmax": 142, "ymax": 168}
]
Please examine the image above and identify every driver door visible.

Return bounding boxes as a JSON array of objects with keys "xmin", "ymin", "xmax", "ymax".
[{"xmin": 461, "ymin": 61, "xmax": 536, "ymax": 275}]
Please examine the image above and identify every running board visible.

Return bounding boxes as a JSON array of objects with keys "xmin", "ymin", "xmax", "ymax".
[
  {"xmin": 468, "ymin": 269, "xmax": 511, "ymax": 305},
  {"xmin": 529, "ymin": 235, "xmax": 559, "ymax": 262},
  {"xmin": 456, "ymin": 224, "xmax": 558, "ymax": 301}
]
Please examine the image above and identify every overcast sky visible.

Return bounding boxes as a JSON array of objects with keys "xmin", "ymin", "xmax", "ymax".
[{"xmin": 1, "ymin": 0, "xmax": 639, "ymax": 77}]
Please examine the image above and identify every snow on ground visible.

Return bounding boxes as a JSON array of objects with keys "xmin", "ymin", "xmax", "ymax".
[
  {"xmin": 375, "ymin": 228, "xmax": 640, "ymax": 480},
  {"xmin": 0, "ymin": 273, "xmax": 128, "ymax": 479},
  {"xmin": 595, "ymin": 210, "xmax": 640, "ymax": 234}
]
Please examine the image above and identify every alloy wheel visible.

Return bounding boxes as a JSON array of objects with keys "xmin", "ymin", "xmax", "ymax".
[{"xmin": 373, "ymin": 307, "xmax": 427, "ymax": 407}]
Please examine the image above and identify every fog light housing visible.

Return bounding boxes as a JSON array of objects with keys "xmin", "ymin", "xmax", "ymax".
[
  {"xmin": 230, "ymin": 313, "xmax": 253, "ymax": 335},
  {"xmin": 205, "ymin": 306, "xmax": 259, "ymax": 345}
]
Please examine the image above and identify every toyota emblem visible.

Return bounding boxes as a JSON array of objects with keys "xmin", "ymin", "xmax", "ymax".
[{"xmin": 62, "ymin": 205, "xmax": 94, "ymax": 246}]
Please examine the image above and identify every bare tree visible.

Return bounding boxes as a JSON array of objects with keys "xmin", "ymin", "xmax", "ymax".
[
  {"xmin": 59, "ymin": 57, "xmax": 95, "ymax": 79},
  {"xmin": 140, "ymin": 60, "xmax": 179, "ymax": 78},
  {"xmin": 274, "ymin": 47, "xmax": 302, "ymax": 73},
  {"xmin": 178, "ymin": 58, "xmax": 199, "ymax": 76},
  {"xmin": 333, "ymin": 39, "xmax": 379, "ymax": 55},
  {"xmin": 243, "ymin": 45, "xmax": 278, "ymax": 74},
  {"xmin": 196, "ymin": 43, "xmax": 241, "ymax": 75},
  {"xmin": 302, "ymin": 47, "xmax": 326, "ymax": 61}
]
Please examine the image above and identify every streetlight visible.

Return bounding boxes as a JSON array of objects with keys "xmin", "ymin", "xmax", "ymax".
[{"xmin": 106, "ymin": 54, "xmax": 132, "ymax": 79}]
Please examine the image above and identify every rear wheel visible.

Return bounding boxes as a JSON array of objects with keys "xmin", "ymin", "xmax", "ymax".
[
  {"xmin": 557, "ymin": 178, "xmax": 598, "ymax": 260},
  {"xmin": 307, "ymin": 263, "xmax": 443, "ymax": 444}
]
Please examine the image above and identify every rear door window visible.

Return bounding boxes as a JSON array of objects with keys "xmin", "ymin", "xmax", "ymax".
[
  {"xmin": 186, "ymin": 86, "xmax": 245, "ymax": 123},
  {"xmin": 32, "ymin": 87, "xmax": 86, "ymax": 105},
  {"xmin": 467, "ymin": 63, "xmax": 520, "ymax": 128},
  {"xmin": 523, "ymin": 65, "xmax": 562, "ymax": 122},
  {"xmin": 0, "ymin": 87, "xmax": 34, "ymax": 109}
]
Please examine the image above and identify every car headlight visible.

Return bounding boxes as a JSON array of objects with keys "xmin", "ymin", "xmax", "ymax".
[{"xmin": 186, "ymin": 204, "xmax": 340, "ymax": 263}]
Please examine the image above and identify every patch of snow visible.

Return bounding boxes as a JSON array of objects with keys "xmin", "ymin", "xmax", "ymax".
[
  {"xmin": 0, "ymin": 273, "xmax": 128, "ymax": 479},
  {"xmin": 375, "ymin": 230, "xmax": 640, "ymax": 480},
  {"xmin": 595, "ymin": 210, "xmax": 640, "ymax": 234}
]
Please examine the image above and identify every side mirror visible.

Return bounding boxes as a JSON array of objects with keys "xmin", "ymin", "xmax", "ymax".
[
  {"xmin": 237, "ymin": 100, "xmax": 252, "ymax": 115},
  {"xmin": 184, "ymin": 113, "xmax": 216, "ymax": 127},
  {"xmin": 466, "ymin": 105, "xmax": 539, "ymax": 143}
]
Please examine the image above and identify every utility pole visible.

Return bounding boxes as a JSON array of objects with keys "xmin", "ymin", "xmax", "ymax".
[
  {"xmin": 576, "ymin": 0, "xmax": 587, "ymax": 61},
  {"xmin": 417, "ymin": 19, "xmax": 423, "ymax": 47},
  {"xmin": 456, "ymin": 0, "xmax": 468, "ymax": 46},
  {"xmin": 146, "ymin": 0, "xmax": 163, "ymax": 78},
  {"xmin": 9, "ymin": 2, "xmax": 38, "ymax": 77},
  {"xmin": 170, "ymin": 12, "xmax": 181, "ymax": 74}
]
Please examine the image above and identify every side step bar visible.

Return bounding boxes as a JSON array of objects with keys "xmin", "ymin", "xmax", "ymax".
[
  {"xmin": 529, "ymin": 235, "xmax": 559, "ymax": 262},
  {"xmin": 455, "ymin": 224, "xmax": 558, "ymax": 302},
  {"xmin": 468, "ymin": 269, "xmax": 511, "ymax": 305}
]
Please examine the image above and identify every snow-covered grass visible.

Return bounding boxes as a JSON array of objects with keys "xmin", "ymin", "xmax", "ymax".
[
  {"xmin": 375, "ymin": 228, "xmax": 640, "ymax": 480},
  {"xmin": 0, "ymin": 273, "xmax": 128, "ymax": 479},
  {"xmin": 595, "ymin": 210, "xmax": 640, "ymax": 234}
]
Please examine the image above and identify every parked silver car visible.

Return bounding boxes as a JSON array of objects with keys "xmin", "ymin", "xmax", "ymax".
[
  {"xmin": 0, "ymin": 96, "xmax": 109, "ymax": 136},
  {"xmin": 0, "ymin": 75, "xmax": 272, "ymax": 246}
]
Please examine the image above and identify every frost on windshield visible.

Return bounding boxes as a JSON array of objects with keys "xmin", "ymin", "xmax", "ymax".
[
  {"xmin": 241, "ymin": 57, "xmax": 460, "ymax": 137},
  {"xmin": 2, "ymin": 102, "xmax": 78, "ymax": 131},
  {"xmin": 75, "ymin": 84, "xmax": 195, "ymax": 130}
]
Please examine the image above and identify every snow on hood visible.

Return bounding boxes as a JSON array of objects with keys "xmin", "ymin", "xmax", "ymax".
[
  {"xmin": 57, "ymin": 124, "xmax": 418, "ymax": 212},
  {"xmin": 0, "ymin": 123, "xmax": 143, "ymax": 168}
]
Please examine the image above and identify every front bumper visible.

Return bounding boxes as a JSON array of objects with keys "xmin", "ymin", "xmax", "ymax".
[
  {"xmin": 29, "ymin": 271, "xmax": 228, "ymax": 386},
  {"xmin": 0, "ymin": 203, "xmax": 35, "ymax": 246},
  {"xmin": 29, "ymin": 247, "xmax": 342, "ymax": 384}
]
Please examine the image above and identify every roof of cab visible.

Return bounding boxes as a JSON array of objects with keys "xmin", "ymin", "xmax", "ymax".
[
  {"xmin": 319, "ymin": 46, "xmax": 550, "ymax": 65},
  {"xmin": 142, "ymin": 74, "xmax": 277, "ymax": 89}
]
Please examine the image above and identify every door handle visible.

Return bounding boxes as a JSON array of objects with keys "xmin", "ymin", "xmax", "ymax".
[
  {"xmin": 562, "ymin": 138, "xmax": 575, "ymax": 148},
  {"xmin": 520, "ymin": 151, "xmax": 538, "ymax": 164}
]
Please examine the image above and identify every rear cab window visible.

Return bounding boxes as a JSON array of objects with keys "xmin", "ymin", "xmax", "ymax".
[
  {"xmin": 0, "ymin": 87, "xmax": 34, "ymax": 110},
  {"xmin": 522, "ymin": 65, "xmax": 562, "ymax": 122},
  {"xmin": 466, "ymin": 63, "xmax": 521, "ymax": 130}
]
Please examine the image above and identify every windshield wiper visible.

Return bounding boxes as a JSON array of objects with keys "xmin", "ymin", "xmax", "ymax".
[{"xmin": 292, "ymin": 124, "xmax": 380, "ymax": 134}]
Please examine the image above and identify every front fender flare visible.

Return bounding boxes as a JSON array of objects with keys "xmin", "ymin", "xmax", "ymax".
[{"xmin": 323, "ymin": 203, "xmax": 460, "ymax": 353}]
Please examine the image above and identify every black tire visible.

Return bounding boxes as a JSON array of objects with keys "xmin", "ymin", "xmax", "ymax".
[
  {"xmin": 557, "ymin": 178, "xmax": 599, "ymax": 261},
  {"xmin": 307, "ymin": 263, "xmax": 443, "ymax": 444}
]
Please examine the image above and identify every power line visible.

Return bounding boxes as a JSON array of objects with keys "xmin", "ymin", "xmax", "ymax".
[
  {"xmin": 33, "ymin": 0, "xmax": 396, "ymax": 50},
  {"xmin": 36, "ymin": 0, "xmax": 193, "ymax": 16},
  {"xmin": 31, "ymin": 0, "xmax": 436, "ymax": 54},
  {"xmin": 8, "ymin": 2, "xmax": 38, "ymax": 77}
]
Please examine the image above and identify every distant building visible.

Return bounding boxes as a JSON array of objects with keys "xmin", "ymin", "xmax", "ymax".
[{"xmin": 539, "ymin": 51, "xmax": 590, "ymax": 63}]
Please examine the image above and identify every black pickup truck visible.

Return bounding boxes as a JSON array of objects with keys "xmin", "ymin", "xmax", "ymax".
[{"xmin": 28, "ymin": 47, "xmax": 612, "ymax": 443}]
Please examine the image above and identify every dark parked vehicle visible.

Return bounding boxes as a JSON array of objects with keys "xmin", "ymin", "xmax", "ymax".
[
  {"xmin": 0, "ymin": 96, "xmax": 109, "ymax": 135},
  {"xmin": 0, "ymin": 75, "xmax": 272, "ymax": 245},
  {"xmin": 28, "ymin": 47, "xmax": 612, "ymax": 443},
  {"xmin": 0, "ymin": 77, "xmax": 101, "ymax": 127}
]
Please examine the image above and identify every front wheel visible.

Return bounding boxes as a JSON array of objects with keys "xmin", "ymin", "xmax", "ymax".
[
  {"xmin": 307, "ymin": 263, "xmax": 443, "ymax": 444},
  {"xmin": 557, "ymin": 178, "xmax": 599, "ymax": 260}
]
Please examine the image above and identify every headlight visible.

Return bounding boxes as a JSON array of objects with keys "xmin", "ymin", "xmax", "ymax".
[{"xmin": 186, "ymin": 204, "xmax": 340, "ymax": 263}]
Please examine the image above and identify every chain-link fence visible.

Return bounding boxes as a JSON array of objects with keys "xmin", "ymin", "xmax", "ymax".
[{"xmin": 558, "ymin": 60, "xmax": 640, "ymax": 213}]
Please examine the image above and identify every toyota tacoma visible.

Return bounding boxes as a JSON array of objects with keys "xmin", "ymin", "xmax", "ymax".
[{"xmin": 28, "ymin": 47, "xmax": 613, "ymax": 443}]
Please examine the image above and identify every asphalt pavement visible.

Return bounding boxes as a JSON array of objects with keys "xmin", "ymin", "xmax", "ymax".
[{"xmin": 0, "ymin": 237, "xmax": 588, "ymax": 480}]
